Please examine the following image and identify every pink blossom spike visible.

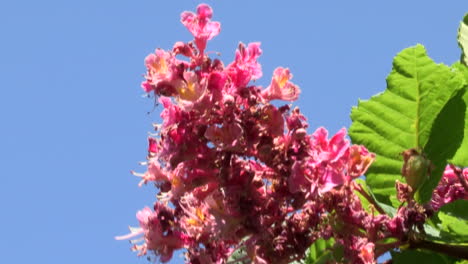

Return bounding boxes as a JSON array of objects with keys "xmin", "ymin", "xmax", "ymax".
[{"xmin": 121, "ymin": 4, "xmax": 424, "ymax": 263}]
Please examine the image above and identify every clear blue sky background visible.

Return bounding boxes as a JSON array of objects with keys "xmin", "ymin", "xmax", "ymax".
[{"xmin": 1, "ymin": 1, "xmax": 467, "ymax": 263}]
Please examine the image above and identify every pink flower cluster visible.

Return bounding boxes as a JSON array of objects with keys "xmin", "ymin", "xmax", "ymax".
[
  {"xmin": 430, "ymin": 165, "xmax": 468, "ymax": 211},
  {"xmin": 119, "ymin": 4, "xmax": 378, "ymax": 263},
  {"xmin": 118, "ymin": 4, "xmax": 468, "ymax": 264}
]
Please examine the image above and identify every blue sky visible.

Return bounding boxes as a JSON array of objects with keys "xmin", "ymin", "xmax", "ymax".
[{"xmin": 0, "ymin": 1, "xmax": 466, "ymax": 263}]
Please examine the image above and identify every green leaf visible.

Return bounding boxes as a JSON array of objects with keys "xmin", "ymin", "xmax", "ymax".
[
  {"xmin": 227, "ymin": 245, "xmax": 250, "ymax": 264},
  {"xmin": 419, "ymin": 87, "xmax": 467, "ymax": 202},
  {"xmin": 459, "ymin": 13, "xmax": 468, "ymax": 66},
  {"xmin": 349, "ymin": 45, "xmax": 466, "ymax": 204},
  {"xmin": 305, "ymin": 238, "xmax": 335, "ymax": 264},
  {"xmin": 355, "ymin": 178, "xmax": 398, "ymax": 217},
  {"xmin": 437, "ymin": 200, "xmax": 468, "ymax": 243},
  {"xmin": 354, "ymin": 179, "xmax": 373, "ymax": 214},
  {"xmin": 424, "ymin": 223, "xmax": 441, "ymax": 239},
  {"xmin": 391, "ymin": 249, "xmax": 455, "ymax": 264},
  {"xmin": 448, "ymin": 63, "xmax": 468, "ymax": 167},
  {"xmin": 440, "ymin": 199, "xmax": 468, "ymax": 220},
  {"xmin": 439, "ymin": 212, "xmax": 468, "ymax": 240}
]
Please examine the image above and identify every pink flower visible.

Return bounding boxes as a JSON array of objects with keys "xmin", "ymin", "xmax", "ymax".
[
  {"xmin": 115, "ymin": 208, "xmax": 150, "ymax": 241},
  {"xmin": 312, "ymin": 127, "xmax": 349, "ymax": 164},
  {"xmin": 259, "ymin": 104, "xmax": 284, "ymax": 137},
  {"xmin": 116, "ymin": 205, "xmax": 187, "ymax": 262},
  {"xmin": 172, "ymin": 41, "xmax": 195, "ymax": 58},
  {"xmin": 142, "ymin": 49, "xmax": 175, "ymax": 92},
  {"xmin": 114, "ymin": 207, "xmax": 153, "ymax": 253},
  {"xmin": 318, "ymin": 167, "xmax": 347, "ymax": 193},
  {"xmin": 226, "ymin": 42, "xmax": 263, "ymax": 88},
  {"xmin": 234, "ymin": 42, "xmax": 263, "ymax": 80},
  {"xmin": 148, "ymin": 137, "xmax": 158, "ymax": 155},
  {"xmin": 286, "ymin": 107, "xmax": 307, "ymax": 130},
  {"xmin": 159, "ymin": 97, "xmax": 182, "ymax": 129},
  {"xmin": 179, "ymin": 193, "xmax": 214, "ymax": 240},
  {"xmin": 358, "ymin": 242, "xmax": 376, "ymax": 264},
  {"xmin": 261, "ymin": 67, "xmax": 300, "ymax": 102},
  {"xmin": 430, "ymin": 165, "xmax": 468, "ymax": 211},
  {"xmin": 205, "ymin": 122, "xmax": 245, "ymax": 151},
  {"xmin": 207, "ymin": 71, "xmax": 227, "ymax": 91},
  {"xmin": 163, "ymin": 164, "xmax": 187, "ymax": 200},
  {"xmin": 309, "ymin": 128, "xmax": 351, "ymax": 193},
  {"xmin": 395, "ymin": 180, "xmax": 413, "ymax": 203},
  {"xmin": 180, "ymin": 3, "xmax": 220, "ymax": 54},
  {"xmin": 132, "ymin": 158, "xmax": 167, "ymax": 187},
  {"xmin": 286, "ymin": 127, "xmax": 370, "ymax": 195},
  {"xmin": 347, "ymin": 145, "xmax": 375, "ymax": 179},
  {"xmin": 136, "ymin": 207, "xmax": 153, "ymax": 229},
  {"xmin": 176, "ymin": 71, "xmax": 206, "ymax": 105},
  {"xmin": 288, "ymin": 161, "xmax": 311, "ymax": 193}
]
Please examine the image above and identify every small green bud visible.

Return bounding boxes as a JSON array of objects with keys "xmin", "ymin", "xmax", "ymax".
[{"xmin": 401, "ymin": 148, "xmax": 432, "ymax": 192}]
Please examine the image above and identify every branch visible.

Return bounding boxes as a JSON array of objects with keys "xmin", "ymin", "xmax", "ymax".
[
  {"xmin": 410, "ymin": 239, "xmax": 468, "ymax": 260},
  {"xmin": 375, "ymin": 241, "xmax": 401, "ymax": 258}
]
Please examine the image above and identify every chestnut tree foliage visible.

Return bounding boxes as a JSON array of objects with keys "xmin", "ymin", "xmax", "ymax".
[{"xmin": 118, "ymin": 4, "xmax": 468, "ymax": 264}]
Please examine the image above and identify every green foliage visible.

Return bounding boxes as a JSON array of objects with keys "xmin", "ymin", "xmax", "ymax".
[
  {"xmin": 304, "ymin": 13, "xmax": 468, "ymax": 264},
  {"xmin": 425, "ymin": 202, "xmax": 468, "ymax": 246},
  {"xmin": 435, "ymin": 200, "xmax": 468, "ymax": 243},
  {"xmin": 438, "ymin": 212, "xmax": 468, "ymax": 241},
  {"xmin": 391, "ymin": 249, "xmax": 457, "ymax": 264},
  {"xmin": 448, "ymin": 63, "xmax": 468, "ymax": 167},
  {"xmin": 440, "ymin": 199, "xmax": 468, "ymax": 219},
  {"xmin": 355, "ymin": 178, "xmax": 397, "ymax": 217},
  {"xmin": 227, "ymin": 245, "xmax": 250, "ymax": 264},
  {"xmin": 304, "ymin": 238, "xmax": 337, "ymax": 264},
  {"xmin": 354, "ymin": 179, "xmax": 373, "ymax": 214},
  {"xmin": 349, "ymin": 45, "xmax": 466, "ymax": 204}
]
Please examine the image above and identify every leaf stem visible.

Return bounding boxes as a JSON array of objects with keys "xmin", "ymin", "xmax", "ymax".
[{"xmin": 353, "ymin": 182, "xmax": 386, "ymax": 215}]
